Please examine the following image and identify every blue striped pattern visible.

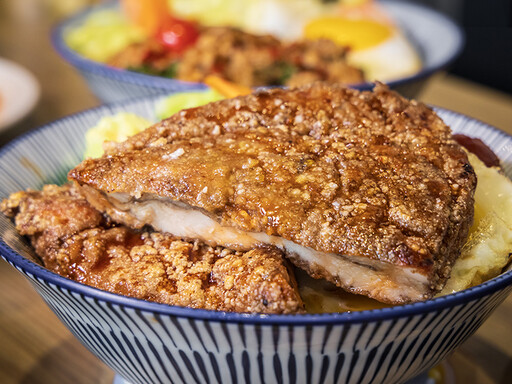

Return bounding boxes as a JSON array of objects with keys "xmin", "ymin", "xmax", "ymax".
[
  {"xmin": 6, "ymin": 261, "xmax": 512, "ymax": 384},
  {"xmin": 0, "ymin": 101, "xmax": 511, "ymax": 384},
  {"xmin": 51, "ymin": 0, "xmax": 463, "ymax": 102},
  {"xmin": 79, "ymin": 69, "xmax": 207, "ymax": 103}
]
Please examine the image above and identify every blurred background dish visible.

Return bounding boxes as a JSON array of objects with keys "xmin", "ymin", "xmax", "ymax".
[
  {"xmin": 52, "ymin": 0, "xmax": 464, "ymax": 102},
  {"xmin": 0, "ymin": 58, "xmax": 40, "ymax": 131}
]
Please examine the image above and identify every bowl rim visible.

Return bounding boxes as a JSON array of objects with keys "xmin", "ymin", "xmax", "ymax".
[
  {"xmin": 50, "ymin": 0, "xmax": 464, "ymax": 92},
  {"xmin": 0, "ymin": 96, "xmax": 511, "ymax": 326}
]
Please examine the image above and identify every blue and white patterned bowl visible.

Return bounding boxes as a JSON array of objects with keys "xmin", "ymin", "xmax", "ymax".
[
  {"xmin": 1, "ymin": 97, "xmax": 511, "ymax": 384},
  {"xmin": 52, "ymin": 0, "xmax": 464, "ymax": 102}
]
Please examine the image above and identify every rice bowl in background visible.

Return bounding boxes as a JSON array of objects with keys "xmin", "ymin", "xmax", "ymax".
[{"xmin": 52, "ymin": 0, "xmax": 464, "ymax": 102}]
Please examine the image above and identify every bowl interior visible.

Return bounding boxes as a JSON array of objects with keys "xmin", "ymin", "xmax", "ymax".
[{"xmin": 0, "ymin": 95, "xmax": 511, "ymax": 324}]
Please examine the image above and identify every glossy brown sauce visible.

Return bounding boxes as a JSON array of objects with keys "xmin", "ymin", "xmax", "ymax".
[
  {"xmin": 92, "ymin": 231, "xmax": 145, "ymax": 273},
  {"xmin": 301, "ymin": 134, "xmax": 501, "ymax": 313},
  {"xmin": 453, "ymin": 134, "xmax": 500, "ymax": 168}
]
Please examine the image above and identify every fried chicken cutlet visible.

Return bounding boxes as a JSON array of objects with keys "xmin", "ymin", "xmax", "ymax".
[
  {"xmin": 69, "ymin": 83, "xmax": 477, "ymax": 304},
  {"xmin": 1, "ymin": 184, "xmax": 303, "ymax": 314}
]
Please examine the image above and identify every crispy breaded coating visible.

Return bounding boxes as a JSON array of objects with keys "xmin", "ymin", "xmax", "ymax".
[
  {"xmin": 69, "ymin": 83, "xmax": 476, "ymax": 304},
  {"xmin": 0, "ymin": 184, "xmax": 104, "ymax": 276},
  {"xmin": 177, "ymin": 27, "xmax": 364, "ymax": 87},
  {"xmin": 1, "ymin": 184, "xmax": 303, "ymax": 314}
]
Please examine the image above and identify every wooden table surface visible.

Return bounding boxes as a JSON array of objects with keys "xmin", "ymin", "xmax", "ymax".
[{"xmin": 1, "ymin": 1, "xmax": 512, "ymax": 383}]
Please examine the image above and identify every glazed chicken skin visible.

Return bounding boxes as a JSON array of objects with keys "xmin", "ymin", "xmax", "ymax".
[
  {"xmin": 1, "ymin": 184, "xmax": 304, "ymax": 314},
  {"xmin": 69, "ymin": 83, "xmax": 477, "ymax": 305}
]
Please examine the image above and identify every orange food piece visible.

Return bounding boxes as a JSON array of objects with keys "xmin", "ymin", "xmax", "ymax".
[
  {"xmin": 121, "ymin": 0, "xmax": 170, "ymax": 36},
  {"xmin": 204, "ymin": 75, "xmax": 252, "ymax": 98}
]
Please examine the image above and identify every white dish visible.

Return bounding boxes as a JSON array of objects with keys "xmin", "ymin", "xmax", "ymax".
[{"xmin": 0, "ymin": 58, "xmax": 40, "ymax": 131}]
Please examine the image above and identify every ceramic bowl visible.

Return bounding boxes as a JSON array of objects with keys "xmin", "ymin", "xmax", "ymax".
[
  {"xmin": 52, "ymin": 0, "xmax": 464, "ymax": 102},
  {"xmin": 1, "ymin": 97, "xmax": 511, "ymax": 384}
]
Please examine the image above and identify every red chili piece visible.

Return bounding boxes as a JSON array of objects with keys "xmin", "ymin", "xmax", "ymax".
[{"xmin": 155, "ymin": 17, "xmax": 199, "ymax": 54}]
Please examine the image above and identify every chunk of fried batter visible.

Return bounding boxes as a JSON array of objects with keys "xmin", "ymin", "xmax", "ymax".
[{"xmin": 1, "ymin": 184, "xmax": 303, "ymax": 314}]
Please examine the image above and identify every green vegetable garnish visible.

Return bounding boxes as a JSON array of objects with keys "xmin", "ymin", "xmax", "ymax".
[
  {"xmin": 154, "ymin": 89, "xmax": 225, "ymax": 120},
  {"xmin": 256, "ymin": 61, "xmax": 297, "ymax": 86},
  {"xmin": 128, "ymin": 62, "xmax": 179, "ymax": 78}
]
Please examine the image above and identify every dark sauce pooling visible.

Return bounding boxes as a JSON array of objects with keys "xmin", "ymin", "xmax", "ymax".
[{"xmin": 453, "ymin": 134, "xmax": 501, "ymax": 168}]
